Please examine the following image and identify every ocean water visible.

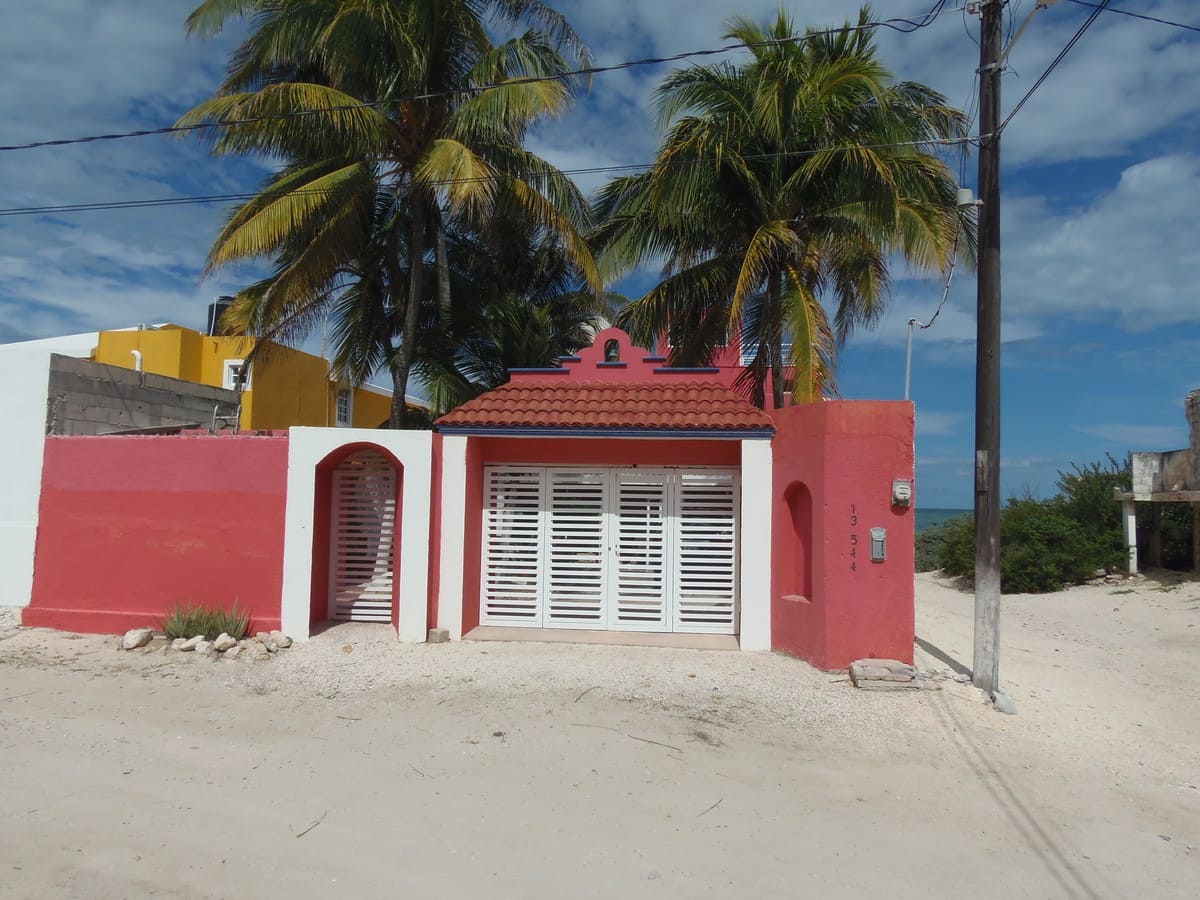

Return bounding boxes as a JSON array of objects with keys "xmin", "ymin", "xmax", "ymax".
[{"xmin": 915, "ymin": 507, "xmax": 971, "ymax": 533}]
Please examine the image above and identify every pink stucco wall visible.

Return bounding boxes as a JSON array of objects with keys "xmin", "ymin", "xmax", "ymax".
[
  {"xmin": 769, "ymin": 402, "xmax": 915, "ymax": 668},
  {"xmin": 26, "ymin": 434, "xmax": 289, "ymax": 635}
]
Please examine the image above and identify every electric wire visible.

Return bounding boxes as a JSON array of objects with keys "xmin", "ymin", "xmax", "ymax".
[
  {"xmin": 0, "ymin": 2, "xmax": 957, "ymax": 154},
  {"xmin": 0, "ymin": 136, "xmax": 974, "ymax": 218},
  {"xmin": 1065, "ymin": 0, "xmax": 1200, "ymax": 33},
  {"xmin": 996, "ymin": 0, "xmax": 1111, "ymax": 133}
]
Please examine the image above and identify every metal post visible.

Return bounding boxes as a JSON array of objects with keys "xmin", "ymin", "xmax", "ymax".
[
  {"xmin": 972, "ymin": 0, "xmax": 1004, "ymax": 695},
  {"xmin": 904, "ymin": 319, "xmax": 916, "ymax": 401}
]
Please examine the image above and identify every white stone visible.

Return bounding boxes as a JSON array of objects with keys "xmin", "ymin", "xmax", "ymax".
[
  {"xmin": 171, "ymin": 638, "xmax": 189, "ymax": 651},
  {"xmin": 121, "ymin": 628, "xmax": 154, "ymax": 650},
  {"xmin": 223, "ymin": 646, "xmax": 242, "ymax": 660},
  {"xmin": 248, "ymin": 641, "xmax": 271, "ymax": 660},
  {"xmin": 269, "ymin": 630, "xmax": 292, "ymax": 649},
  {"xmin": 255, "ymin": 631, "xmax": 270, "ymax": 643},
  {"xmin": 213, "ymin": 633, "xmax": 237, "ymax": 652},
  {"xmin": 195, "ymin": 640, "xmax": 214, "ymax": 656},
  {"xmin": 180, "ymin": 636, "xmax": 203, "ymax": 651},
  {"xmin": 991, "ymin": 691, "xmax": 1017, "ymax": 715}
]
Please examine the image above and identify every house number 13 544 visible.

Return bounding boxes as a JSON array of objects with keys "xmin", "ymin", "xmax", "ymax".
[{"xmin": 850, "ymin": 504, "xmax": 858, "ymax": 572}]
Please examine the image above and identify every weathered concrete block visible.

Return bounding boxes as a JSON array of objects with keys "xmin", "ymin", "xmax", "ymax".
[{"xmin": 427, "ymin": 628, "xmax": 451, "ymax": 644}]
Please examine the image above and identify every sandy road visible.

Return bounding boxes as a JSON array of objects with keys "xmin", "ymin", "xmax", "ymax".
[{"xmin": 1, "ymin": 572, "xmax": 1197, "ymax": 898}]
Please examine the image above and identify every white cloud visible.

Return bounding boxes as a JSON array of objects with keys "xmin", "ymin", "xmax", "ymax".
[
  {"xmin": 1076, "ymin": 423, "xmax": 1189, "ymax": 450},
  {"xmin": 915, "ymin": 409, "xmax": 961, "ymax": 437}
]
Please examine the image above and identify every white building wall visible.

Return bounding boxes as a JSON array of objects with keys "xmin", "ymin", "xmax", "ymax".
[
  {"xmin": 281, "ymin": 427, "xmax": 433, "ymax": 642},
  {"xmin": 738, "ymin": 438, "xmax": 774, "ymax": 651},
  {"xmin": 0, "ymin": 333, "xmax": 99, "ymax": 610},
  {"xmin": 435, "ymin": 435, "xmax": 468, "ymax": 640}
]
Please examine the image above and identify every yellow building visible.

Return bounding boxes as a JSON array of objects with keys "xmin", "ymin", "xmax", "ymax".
[{"xmin": 93, "ymin": 324, "xmax": 397, "ymax": 430}]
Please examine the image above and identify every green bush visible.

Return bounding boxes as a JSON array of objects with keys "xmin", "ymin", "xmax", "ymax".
[
  {"xmin": 161, "ymin": 602, "xmax": 251, "ymax": 640},
  {"xmin": 915, "ymin": 514, "xmax": 971, "ymax": 572},
  {"xmin": 1056, "ymin": 455, "xmax": 1129, "ymax": 567},
  {"xmin": 1140, "ymin": 503, "xmax": 1195, "ymax": 571},
  {"xmin": 931, "ymin": 493, "xmax": 1124, "ymax": 594},
  {"xmin": 997, "ymin": 497, "xmax": 1104, "ymax": 593}
]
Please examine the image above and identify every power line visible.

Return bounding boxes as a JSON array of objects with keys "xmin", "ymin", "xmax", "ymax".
[
  {"xmin": 997, "ymin": 0, "xmax": 1111, "ymax": 133},
  {"xmin": 0, "ymin": 2, "xmax": 957, "ymax": 154},
  {"xmin": 0, "ymin": 137, "xmax": 973, "ymax": 218},
  {"xmin": 1066, "ymin": 0, "xmax": 1200, "ymax": 33}
]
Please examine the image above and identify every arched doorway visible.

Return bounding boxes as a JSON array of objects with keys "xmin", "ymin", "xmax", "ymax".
[{"xmin": 328, "ymin": 448, "xmax": 397, "ymax": 622}]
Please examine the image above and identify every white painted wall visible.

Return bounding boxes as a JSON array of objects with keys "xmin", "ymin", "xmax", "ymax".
[
  {"xmin": 738, "ymin": 438, "xmax": 774, "ymax": 651},
  {"xmin": 435, "ymin": 435, "xmax": 468, "ymax": 640},
  {"xmin": 281, "ymin": 428, "xmax": 434, "ymax": 642},
  {"xmin": 0, "ymin": 333, "xmax": 99, "ymax": 608}
]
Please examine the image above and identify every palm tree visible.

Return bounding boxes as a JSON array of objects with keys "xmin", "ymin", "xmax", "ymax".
[
  {"xmin": 179, "ymin": 0, "xmax": 599, "ymax": 426},
  {"xmin": 414, "ymin": 213, "xmax": 617, "ymax": 414},
  {"xmin": 594, "ymin": 7, "xmax": 973, "ymax": 406}
]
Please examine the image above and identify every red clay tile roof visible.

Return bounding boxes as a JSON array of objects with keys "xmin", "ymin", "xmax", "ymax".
[{"xmin": 436, "ymin": 381, "xmax": 774, "ymax": 434}]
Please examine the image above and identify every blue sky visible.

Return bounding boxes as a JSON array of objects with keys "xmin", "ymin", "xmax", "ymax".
[{"xmin": 1, "ymin": 1, "xmax": 1197, "ymax": 507}]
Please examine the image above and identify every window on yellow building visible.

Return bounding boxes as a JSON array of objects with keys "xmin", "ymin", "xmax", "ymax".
[
  {"xmin": 336, "ymin": 389, "xmax": 352, "ymax": 426},
  {"xmin": 223, "ymin": 359, "xmax": 251, "ymax": 391}
]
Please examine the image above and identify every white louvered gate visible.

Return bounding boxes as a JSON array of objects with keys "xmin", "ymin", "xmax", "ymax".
[
  {"xmin": 610, "ymin": 470, "xmax": 671, "ymax": 631},
  {"xmin": 329, "ymin": 450, "xmax": 397, "ymax": 622},
  {"xmin": 480, "ymin": 465, "xmax": 739, "ymax": 635},
  {"xmin": 673, "ymin": 471, "xmax": 739, "ymax": 632},
  {"xmin": 481, "ymin": 468, "xmax": 544, "ymax": 625},
  {"xmin": 546, "ymin": 470, "xmax": 607, "ymax": 627}
]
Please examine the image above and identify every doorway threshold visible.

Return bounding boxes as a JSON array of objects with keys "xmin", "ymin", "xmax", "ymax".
[{"xmin": 463, "ymin": 626, "xmax": 740, "ymax": 651}]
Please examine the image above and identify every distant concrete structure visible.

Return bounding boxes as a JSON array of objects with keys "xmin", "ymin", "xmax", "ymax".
[
  {"xmin": 1114, "ymin": 389, "xmax": 1200, "ymax": 573},
  {"xmin": 47, "ymin": 355, "xmax": 239, "ymax": 436}
]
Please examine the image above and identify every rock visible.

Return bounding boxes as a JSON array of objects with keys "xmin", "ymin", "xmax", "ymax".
[
  {"xmin": 953, "ymin": 673, "xmax": 972, "ymax": 684},
  {"xmin": 255, "ymin": 631, "xmax": 270, "ymax": 643},
  {"xmin": 427, "ymin": 628, "xmax": 450, "ymax": 644},
  {"xmin": 264, "ymin": 640, "xmax": 278, "ymax": 653},
  {"xmin": 195, "ymin": 640, "xmax": 214, "ymax": 656},
  {"xmin": 990, "ymin": 690, "xmax": 1017, "ymax": 715},
  {"xmin": 171, "ymin": 638, "xmax": 189, "ymax": 651},
  {"xmin": 180, "ymin": 636, "xmax": 203, "ymax": 652},
  {"xmin": 223, "ymin": 646, "xmax": 242, "ymax": 660},
  {"xmin": 269, "ymin": 631, "xmax": 292, "ymax": 649},
  {"xmin": 248, "ymin": 641, "xmax": 271, "ymax": 660},
  {"xmin": 121, "ymin": 628, "xmax": 154, "ymax": 650},
  {"xmin": 213, "ymin": 633, "xmax": 237, "ymax": 652}
]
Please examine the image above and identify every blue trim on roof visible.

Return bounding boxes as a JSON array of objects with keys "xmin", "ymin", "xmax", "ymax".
[
  {"xmin": 596, "ymin": 361, "xmax": 627, "ymax": 368},
  {"xmin": 436, "ymin": 425, "xmax": 774, "ymax": 439},
  {"xmin": 642, "ymin": 355, "xmax": 667, "ymax": 362},
  {"xmin": 506, "ymin": 367, "xmax": 569, "ymax": 375},
  {"xmin": 653, "ymin": 366, "xmax": 720, "ymax": 374},
  {"xmin": 558, "ymin": 355, "xmax": 582, "ymax": 363}
]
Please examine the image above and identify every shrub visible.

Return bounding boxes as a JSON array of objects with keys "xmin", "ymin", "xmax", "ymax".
[
  {"xmin": 1056, "ymin": 455, "xmax": 1129, "ymax": 568},
  {"xmin": 931, "ymin": 495, "xmax": 1122, "ymax": 593},
  {"xmin": 997, "ymin": 497, "xmax": 1101, "ymax": 593},
  {"xmin": 916, "ymin": 514, "xmax": 971, "ymax": 572},
  {"xmin": 161, "ymin": 602, "xmax": 251, "ymax": 640}
]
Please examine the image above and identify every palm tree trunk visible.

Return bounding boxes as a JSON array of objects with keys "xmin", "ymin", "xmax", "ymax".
[
  {"xmin": 769, "ymin": 268, "xmax": 785, "ymax": 409},
  {"xmin": 390, "ymin": 196, "xmax": 427, "ymax": 428},
  {"xmin": 432, "ymin": 204, "xmax": 452, "ymax": 328}
]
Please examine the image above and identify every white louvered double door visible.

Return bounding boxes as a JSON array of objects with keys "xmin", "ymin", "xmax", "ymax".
[{"xmin": 481, "ymin": 466, "xmax": 738, "ymax": 634}]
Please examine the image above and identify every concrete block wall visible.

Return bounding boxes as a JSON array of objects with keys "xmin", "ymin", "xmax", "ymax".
[{"xmin": 46, "ymin": 355, "xmax": 239, "ymax": 435}]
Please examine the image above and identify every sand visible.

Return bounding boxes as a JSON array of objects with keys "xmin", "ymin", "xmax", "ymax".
[{"xmin": 1, "ymin": 571, "xmax": 1197, "ymax": 898}]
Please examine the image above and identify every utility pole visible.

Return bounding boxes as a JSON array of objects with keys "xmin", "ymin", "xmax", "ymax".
[{"xmin": 973, "ymin": 0, "xmax": 1004, "ymax": 696}]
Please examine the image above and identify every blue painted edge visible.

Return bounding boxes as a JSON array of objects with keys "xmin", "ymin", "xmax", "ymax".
[
  {"xmin": 558, "ymin": 355, "xmax": 582, "ymax": 362},
  {"xmin": 506, "ymin": 367, "xmax": 569, "ymax": 375},
  {"xmin": 435, "ymin": 425, "xmax": 775, "ymax": 439},
  {"xmin": 653, "ymin": 366, "xmax": 720, "ymax": 374},
  {"xmin": 596, "ymin": 361, "xmax": 628, "ymax": 368},
  {"xmin": 642, "ymin": 356, "xmax": 667, "ymax": 362}
]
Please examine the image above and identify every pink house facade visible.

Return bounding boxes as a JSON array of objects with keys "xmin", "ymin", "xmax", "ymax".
[{"xmin": 21, "ymin": 329, "xmax": 915, "ymax": 669}]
